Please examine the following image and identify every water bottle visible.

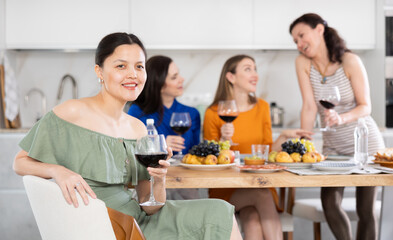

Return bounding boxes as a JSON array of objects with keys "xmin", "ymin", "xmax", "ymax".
[
  {"xmin": 354, "ymin": 118, "xmax": 368, "ymax": 169},
  {"xmin": 146, "ymin": 119, "xmax": 158, "ymax": 135}
]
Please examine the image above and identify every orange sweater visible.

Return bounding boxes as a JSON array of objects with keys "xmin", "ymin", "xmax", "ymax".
[
  {"xmin": 203, "ymin": 98, "xmax": 273, "ymax": 154},
  {"xmin": 203, "ymin": 99, "xmax": 280, "ymax": 209}
]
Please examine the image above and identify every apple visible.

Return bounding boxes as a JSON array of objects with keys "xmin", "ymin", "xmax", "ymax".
[{"xmin": 218, "ymin": 149, "xmax": 235, "ymax": 164}]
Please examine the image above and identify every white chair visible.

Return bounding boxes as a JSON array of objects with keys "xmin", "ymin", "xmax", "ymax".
[
  {"xmin": 23, "ymin": 175, "xmax": 116, "ymax": 240},
  {"xmin": 287, "ymin": 188, "xmax": 381, "ymax": 240}
]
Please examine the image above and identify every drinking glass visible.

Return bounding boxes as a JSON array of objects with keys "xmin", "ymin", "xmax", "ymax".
[
  {"xmin": 319, "ymin": 86, "xmax": 341, "ymax": 132},
  {"xmin": 169, "ymin": 112, "xmax": 192, "ymax": 157},
  {"xmin": 218, "ymin": 100, "xmax": 239, "ymax": 145},
  {"xmin": 134, "ymin": 134, "xmax": 168, "ymax": 206}
]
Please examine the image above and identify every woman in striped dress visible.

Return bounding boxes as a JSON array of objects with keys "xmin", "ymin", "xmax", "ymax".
[{"xmin": 289, "ymin": 13, "xmax": 385, "ymax": 240}]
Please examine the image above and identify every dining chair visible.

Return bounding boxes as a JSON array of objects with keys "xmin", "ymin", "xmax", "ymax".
[
  {"xmin": 23, "ymin": 175, "xmax": 145, "ymax": 240},
  {"xmin": 287, "ymin": 187, "xmax": 382, "ymax": 240}
]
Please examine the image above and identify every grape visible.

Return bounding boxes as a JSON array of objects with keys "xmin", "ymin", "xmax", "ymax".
[{"xmin": 281, "ymin": 138, "xmax": 311, "ymax": 155}]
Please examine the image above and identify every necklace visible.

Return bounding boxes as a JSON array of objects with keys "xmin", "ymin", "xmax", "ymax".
[{"xmin": 313, "ymin": 60, "xmax": 330, "ymax": 84}]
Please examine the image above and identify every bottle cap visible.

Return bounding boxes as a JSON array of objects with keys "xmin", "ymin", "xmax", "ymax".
[{"xmin": 147, "ymin": 119, "xmax": 154, "ymax": 125}]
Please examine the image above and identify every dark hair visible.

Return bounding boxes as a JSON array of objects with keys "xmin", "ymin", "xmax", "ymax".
[
  {"xmin": 210, "ymin": 55, "xmax": 257, "ymax": 108},
  {"xmin": 95, "ymin": 32, "xmax": 147, "ymax": 67},
  {"xmin": 289, "ymin": 13, "xmax": 350, "ymax": 63},
  {"xmin": 132, "ymin": 55, "xmax": 173, "ymax": 123}
]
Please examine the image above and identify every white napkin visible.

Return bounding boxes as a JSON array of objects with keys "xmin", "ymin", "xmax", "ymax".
[{"xmin": 2, "ymin": 54, "xmax": 19, "ymax": 121}]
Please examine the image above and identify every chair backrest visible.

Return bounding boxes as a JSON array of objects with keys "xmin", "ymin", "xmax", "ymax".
[{"xmin": 23, "ymin": 175, "xmax": 116, "ymax": 240}]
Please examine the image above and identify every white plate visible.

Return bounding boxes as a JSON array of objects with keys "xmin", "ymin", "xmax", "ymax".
[
  {"xmin": 179, "ymin": 163, "xmax": 235, "ymax": 171},
  {"xmin": 313, "ymin": 162, "xmax": 357, "ymax": 171},
  {"xmin": 326, "ymin": 155, "xmax": 352, "ymax": 161},
  {"xmin": 275, "ymin": 162, "xmax": 313, "ymax": 169},
  {"xmin": 236, "ymin": 165, "xmax": 286, "ymax": 173}
]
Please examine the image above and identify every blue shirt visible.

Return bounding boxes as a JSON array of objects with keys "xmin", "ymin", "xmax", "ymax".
[{"xmin": 128, "ymin": 99, "xmax": 201, "ymax": 154}]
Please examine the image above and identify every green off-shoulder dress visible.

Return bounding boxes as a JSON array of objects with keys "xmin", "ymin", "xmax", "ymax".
[{"xmin": 19, "ymin": 111, "xmax": 234, "ymax": 240}]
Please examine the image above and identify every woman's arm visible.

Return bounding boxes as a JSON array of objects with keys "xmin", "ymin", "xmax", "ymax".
[
  {"xmin": 13, "ymin": 150, "xmax": 96, "ymax": 207},
  {"xmin": 325, "ymin": 53, "xmax": 371, "ymax": 126},
  {"xmin": 203, "ymin": 107, "xmax": 222, "ymax": 141},
  {"xmin": 271, "ymin": 129, "xmax": 314, "ymax": 151},
  {"xmin": 295, "ymin": 55, "xmax": 318, "ymax": 131}
]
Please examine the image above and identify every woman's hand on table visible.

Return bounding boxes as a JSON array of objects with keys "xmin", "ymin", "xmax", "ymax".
[
  {"xmin": 220, "ymin": 123, "xmax": 234, "ymax": 141},
  {"xmin": 51, "ymin": 165, "xmax": 96, "ymax": 208},
  {"xmin": 323, "ymin": 109, "xmax": 343, "ymax": 127},
  {"xmin": 166, "ymin": 135, "xmax": 185, "ymax": 152},
  {"xmin": 280, "ymin": 129, "xmax": 314, "ymax": 140}
]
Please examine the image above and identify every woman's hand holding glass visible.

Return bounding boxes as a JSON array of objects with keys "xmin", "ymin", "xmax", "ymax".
[
  {"xmin": 218, "ymin": 100, "xmax": 239, "ymax": 145},
  {"xmin": 323, "ymin": 109, "xmax": 344, "ymax": 127},
  {"xmin": 319, "ymin": 86, "xmax": 341, "ymax": 132},
  {"xmin": 220, "ymin": 123, "xmax": 235, "ymax": 141},
  {"xmin": 169, "ymin": 112, "xmax": 192, "ymax": 157},
  {"xmin": 134, "ymin": 134, "xmax": 171, "ymax": 206},
  {"xmin": 165, "ymin": 135, "xmax": 185, "ymax": 153}
]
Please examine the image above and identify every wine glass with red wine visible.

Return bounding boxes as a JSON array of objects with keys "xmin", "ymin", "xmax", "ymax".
[
  {"xmin": 169, "ymin": 112, "xmax": 192, "ymax": 157},
  {"xmin": 134, "ymin": 134, "xmax": 168, "ymax": 206},
  {"xmin": 218, "ymin": 100, "xmax": 239, "ymax": 145},
  {"xmin": 319, "ymin": 86, "xmax": 341, "ymax": 132}
]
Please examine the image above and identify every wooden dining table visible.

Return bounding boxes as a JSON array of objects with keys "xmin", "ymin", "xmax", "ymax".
[
  {"xmin": 166, "ymin": 166, "xmax": 393, "ymax": 189},
  {"xmin": 165, "ymin": 165, "xmax": 393, "ymax": 239}
]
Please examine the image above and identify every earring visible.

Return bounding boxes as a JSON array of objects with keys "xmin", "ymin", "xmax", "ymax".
[{"xmin": 98, "ymin": 78, "xmax": 103, "ymax": 83}]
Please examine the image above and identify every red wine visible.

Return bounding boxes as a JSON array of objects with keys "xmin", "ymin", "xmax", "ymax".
[
  {"xmin": 219, "ymin": 115, "xmax": 238, "ymax": 123},
  {"xmin": 135, "ymin": 153, "xmax": 168, "ymax": 168},
  {"xmin": 319, "ymin": 100, "xmax": 335, "ymax": 109},
  {"xmin": 171, "ymin": 126, "xmax": 191, "ymax": 135}
]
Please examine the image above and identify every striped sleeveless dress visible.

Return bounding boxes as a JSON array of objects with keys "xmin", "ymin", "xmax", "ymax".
[{"xmin": 310, "ymin": 65, "xmax": 385, "ymax": 155}]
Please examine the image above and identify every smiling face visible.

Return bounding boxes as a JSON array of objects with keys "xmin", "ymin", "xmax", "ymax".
[
  {"xmin": 291, "ymin": 22, "xmax": 324, "ymax": 58},
  {"xmin": 227, "ymin": 58, "xmax": 258, "ymax": 94},
  {"xmin": 95, "ymin": 44, "xmax": 146, "ymax": 102},
  {"xmin": 161, "ymin": 62, "xmax": 184, "ymax": 98}
]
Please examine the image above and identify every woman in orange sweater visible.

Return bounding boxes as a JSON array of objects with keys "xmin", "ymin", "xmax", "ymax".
[{"xmin": 204, "ymin": 55, "xmax": 312, "ymax": 240}]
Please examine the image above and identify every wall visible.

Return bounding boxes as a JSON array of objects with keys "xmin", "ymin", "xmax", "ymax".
[{"xmin": 12, "ymin": 48, "xmax": 384, "ymax": 129}]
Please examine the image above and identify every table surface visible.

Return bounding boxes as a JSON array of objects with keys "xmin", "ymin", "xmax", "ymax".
[{"xmin": 166, "ymin": 166, "xmax": 393, "ymax": 188}]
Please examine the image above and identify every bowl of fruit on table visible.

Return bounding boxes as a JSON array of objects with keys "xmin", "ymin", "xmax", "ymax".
[
  {"xmin": 180, "ymin": 140, "xmax": 236, "ymax": 170},
  {"xmin": 268, "ymin": 139, "xmax": 325, "ymax": 169}
]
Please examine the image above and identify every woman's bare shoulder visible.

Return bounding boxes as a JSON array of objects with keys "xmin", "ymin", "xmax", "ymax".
[
  {"xmin": 342, "ymin": 52, "xmax": 362, "ymax": 66},
  {"xmin": 123, "ymin": 113, "xmax": 147, "ymax": 138},
  {"xmin": 52, "ymin": 98, "xmax": 89, "ymax": 122},
  {"xmin": 295, "ymin": 54, "xmax": 310, "ymax": 67}
]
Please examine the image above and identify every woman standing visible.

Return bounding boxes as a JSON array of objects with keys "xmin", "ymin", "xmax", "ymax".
[
  {"xmin": 128, "ymin": 55, "xmax": 200, "ymax": 156},
  {"xmin": 13, "ymin": 32, "xmax": 242, "ymax": 240},
  {"xmin": 204, "ymin": 54, "xmax": 312, "ymax": 240},
  {"xmin": 290, "ymin": 13, "xmax": 385, "ymax": 240}
]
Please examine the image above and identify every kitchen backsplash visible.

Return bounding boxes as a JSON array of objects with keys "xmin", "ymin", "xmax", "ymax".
[{"xmin": 7, "ymin": 49, "xmax": 384, "ymax": 129}]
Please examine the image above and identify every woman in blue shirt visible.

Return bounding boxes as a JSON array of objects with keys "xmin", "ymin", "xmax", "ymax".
[{"xmin": 128, "ymin": 55, "xmax": 201, "ymax": 155}]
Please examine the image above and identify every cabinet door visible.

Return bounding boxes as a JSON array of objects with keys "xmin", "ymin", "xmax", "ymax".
[
  {"xmin": 6, "ymin": 0, "xmax": 129, "ymax": 49},
  {"xmin": 253, "ymin": 0, "xmax": 375, "ymax": 49},
  {"xmin": 130, "ymin": 0, "xmax": 253, "ymax": 49}
]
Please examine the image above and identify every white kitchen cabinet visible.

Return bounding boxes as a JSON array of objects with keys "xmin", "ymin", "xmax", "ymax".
[
  {"xmin": 6, "ymin": 0, "xmax": 129, "ymax": 49},
  {"xmin": 253, "ymin": 0, "xmax": 376, "ymax": 50},
  {"xmin": 130, "ymin": 0, "xmax": 254, "ymax": 49}
]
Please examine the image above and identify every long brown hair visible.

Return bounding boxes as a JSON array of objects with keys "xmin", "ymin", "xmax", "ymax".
[
  {"xmin": 210, "ymin": 55, "xmax": 257, "ymax": 108},
  {"xmin": 289, "ymin": 13, "xmax": 350, "ymax": 63},
  {"xmin": 132, "ymin": 55, "xmax": 172, "ymax": 124}
]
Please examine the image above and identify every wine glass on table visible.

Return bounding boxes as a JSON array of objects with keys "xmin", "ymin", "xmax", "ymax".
[
  {"xmin": 218, "ymin": 100, "xmax": 239, "ymax": 145},
  {"xmin": 134, "ymin": 134, "xmax": 168, "ymax": 206},
  {"xmin": 319, "ymin": 86, "xmax": 341, "ymax": 132},
  {"xmin": 169, "ymin": 112, "xmax": 192, "ymax": 158}
]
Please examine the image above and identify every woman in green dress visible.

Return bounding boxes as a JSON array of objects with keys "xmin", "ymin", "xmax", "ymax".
[{"xmin": 13, "ymin": 32, "xmax": 242, "ymax": 240}]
